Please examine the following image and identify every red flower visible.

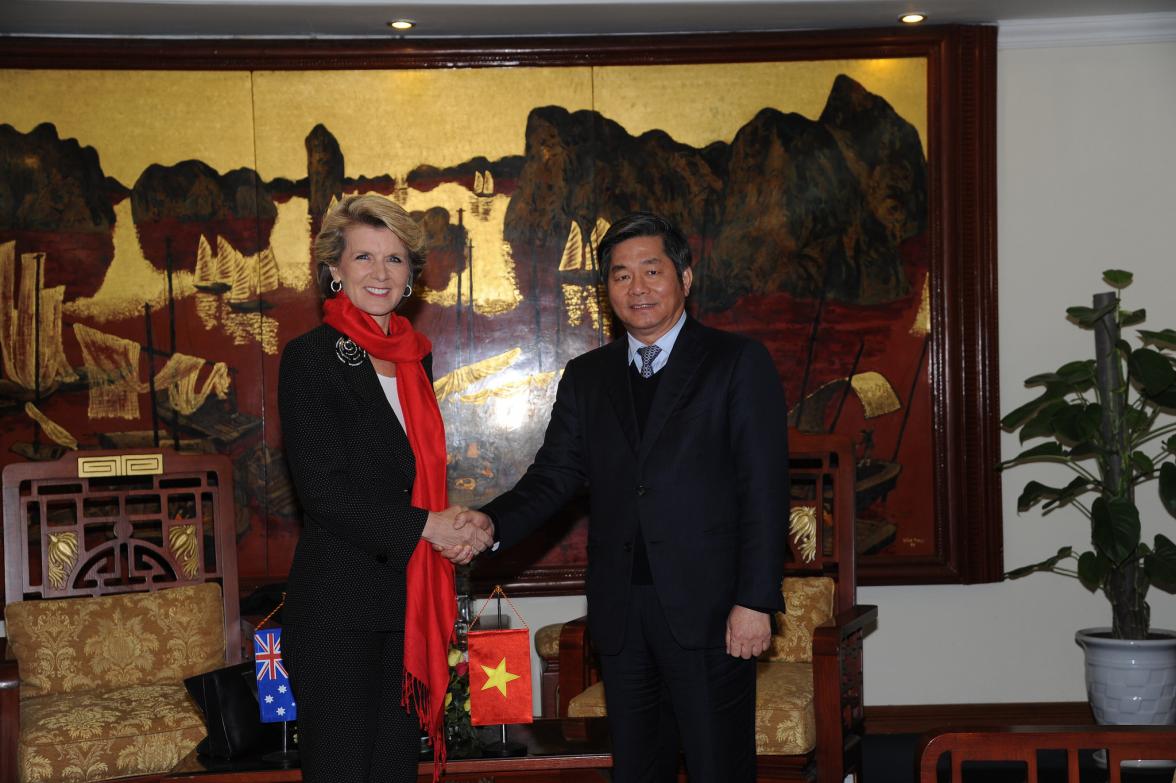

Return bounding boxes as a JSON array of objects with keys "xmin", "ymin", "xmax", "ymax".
[{"xmin": 455, "ymin": 661, "xmax": 469, "ymax": 677}]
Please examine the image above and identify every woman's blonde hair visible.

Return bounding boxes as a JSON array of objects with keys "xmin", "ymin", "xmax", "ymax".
[{"xmin": 313, "ymin": 193, "xmax": 427, "ymax": 297}]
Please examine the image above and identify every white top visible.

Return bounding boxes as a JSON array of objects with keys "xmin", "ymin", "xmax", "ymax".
[{"xmin": 375, "ymin": 373, "xmax": 407, "ymax": 432}]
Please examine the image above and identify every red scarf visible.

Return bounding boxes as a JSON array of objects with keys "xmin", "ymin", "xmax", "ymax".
[{"xmin": 322, "ymin": 293, "xmax": 455, "ymax": 777}]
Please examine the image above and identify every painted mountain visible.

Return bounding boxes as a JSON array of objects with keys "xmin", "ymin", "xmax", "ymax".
[{"xmin": 504, "ymin": 74, "xmax": 926, "ymax": 310}]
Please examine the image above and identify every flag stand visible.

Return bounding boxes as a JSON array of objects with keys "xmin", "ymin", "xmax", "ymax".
[
  {"xmin": 262, "ymin": 722, "xmax": 299, "ymax": 767},
  {"xmin": 473, "ymin": 588, "xmax": 526, "ymax": 758},
  {"xmin": 254, "ymin": 594, "xmax": 299, "ymax": 767},
  {"xmin": 481, "ymin": 723, "xmax": 525, "ymax": 758}
]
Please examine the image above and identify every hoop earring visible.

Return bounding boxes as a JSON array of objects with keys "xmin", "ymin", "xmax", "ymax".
[
  {"xmin": 330, "ymin": 279, "xmax": 342, "ymax": 293},
  {"xmin": 403, "ymin": 283, "xmax": 413, "ymax": 298}
]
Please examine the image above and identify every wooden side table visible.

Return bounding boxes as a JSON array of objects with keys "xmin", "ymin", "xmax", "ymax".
[{"xmin": 161, "ymin": 719, "xmax": 611, "ymax": 782}]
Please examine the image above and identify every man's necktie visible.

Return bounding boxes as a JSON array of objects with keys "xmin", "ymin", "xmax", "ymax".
[{"xmin": 637, "ymin": 345, "xmax": 662, "ymax": 379}]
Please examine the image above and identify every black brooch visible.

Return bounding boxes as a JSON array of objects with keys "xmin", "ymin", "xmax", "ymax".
[{"xmin": 335, "ymin": 337, "xmax": 366, "ymax": 366}]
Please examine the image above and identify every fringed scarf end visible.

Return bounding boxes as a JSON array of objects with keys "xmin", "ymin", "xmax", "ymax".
[{"xmin": 403, "ymin": 670, "xmax": 446, "ymax": 782}]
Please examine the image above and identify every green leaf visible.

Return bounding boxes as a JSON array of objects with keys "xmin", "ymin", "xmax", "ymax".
[
  {"xmin": 1091, "ymin": 496, "xmax": 1141, "ymax": 563},
  {"xmin": 1017, "ymin": 481, "xmax": 1065, "ymax": 512},
  {"xmin": 1001, "ymin": 388, "xmax": 1066, "ymax": 431},
  {"xmin": 1077, "ymin": 550, "xmax": 1109, "ymax": 591},
  {"xmin": 1145, "ymin": 534, "xmax": 1176, "ymax": 592},
  {"xmin": 1121, "ymin": 308, "xmax": 1147, "ymax": 328},
  {"xmin": 1147, "ymin": 385, "xmax": 1176, "ymax": 410},
  {"xmin": 1167, "ymin": 435, "xmax": 1176, "ymax": 453},
  {"xmin": 1053, "ymin": 403, "xmax": 1098, "ymax": 444},
  {"xmin": 1081, "ymin": 405, "xmax": 1105, "ymax": 438},
  {"xmin": 1138, "ymin": 329, "xmax": 1176, "ymax": 350},
  {"xmin": 1069, "ymin": 440, "xmax": 1101, "ymax": 460},
  {"xmin": 1018, "ymin": 477, "xmax": 1093, "ymax": 512},
  {"xmin": 1020, "ymin": 400, "xmax": 1070, "ymax": 443},
  {"xmin": 1161, "ymin": 462, "xmax": 1176, "ymax": 518},
  {"xmin": 1129, "ymin": 348, "xmax": 1176, "ymax": 397},
  {"xmin": 1041, "ymin": 476, "xmax": 1095, "ymax": 511},
  {"xmin": 1103, "ymin": 269, "xmax": 1133, "ymax": 288},
  {"xmin": 1125, "ymin": 406, "xmax": 1151, "ymax": 433},
  {"xmin": 1130, "ymin": 451, "xmax": 1155, "ymax": 474},
  {"xmin": 1006, "ymin": 546, "xmax": 1073, "ymax": 580},
  {"xmin": 1068, "ymin": 302, "xmax": 1117, "ymax": 328},
  {"xmin": 1057, "ymin": 360, "xmax": 1096, "ymax": 389},
  {"xmin": 1009, "ymin": 442, "xmax": 1064, "ymax": 462}
]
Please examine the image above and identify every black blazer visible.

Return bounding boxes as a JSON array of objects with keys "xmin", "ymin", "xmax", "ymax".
[
  {"xmin": 278, "ymin": 323, "xmax": 431, "ymax": 632},
  {"xmin": 484, "ymin": 317, "xmax": 789, "ymax": 654}
]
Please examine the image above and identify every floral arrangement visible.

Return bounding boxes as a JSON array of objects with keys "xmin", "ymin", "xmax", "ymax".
[{"xmin": 443, "ymin": 645, "xmax": 480, "ymax": 757}]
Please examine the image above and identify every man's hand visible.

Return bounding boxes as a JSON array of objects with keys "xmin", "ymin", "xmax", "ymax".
[
  {"xmin": 422, "ymin": 505, "xmax": 493, "ymax": 565},
  {"xmin": 726, "ymin": 605, "xmax": 771, "ymax": 659},
  {"xmin": 430, "ymin": 509, "xmax": 495, "ymax": 565}
]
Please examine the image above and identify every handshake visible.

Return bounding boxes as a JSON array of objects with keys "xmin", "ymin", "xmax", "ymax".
[{"xmin": 422, "ymin": 506, "xmax": 495, "ymax": 565}]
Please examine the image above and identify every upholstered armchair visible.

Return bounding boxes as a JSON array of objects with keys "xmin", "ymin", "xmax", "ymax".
[
  {"xmin": 556, "ymin": 433, "xmax": 877, "ymax": 783},
  {"xmin": 1, "ymin": 449, "xmax": 241, "ymax": 783}
]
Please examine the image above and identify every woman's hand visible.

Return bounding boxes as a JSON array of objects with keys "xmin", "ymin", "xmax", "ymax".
[{"xmin": 422, "ymin": 505, "xmax": 493, "ymax": 564}]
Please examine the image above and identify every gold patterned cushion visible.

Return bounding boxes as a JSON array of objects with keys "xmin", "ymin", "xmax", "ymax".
[
  {"xmin": 18, "ymin": 684, "xmax": 206, "ymax": 783},
  {"xmin": 4, "ymin": 582, "xmax": 226, "ymax": 698},
  {"xmin": 566, "ymin": 681, "xmax": 606, "ymax": 718},
  {"xmin": 567, "ymin": 662, "xmax": 816, "ymax": 755},
  {"xmin": 764, "ymin": 576, "xmax": 835, "ymax": 663},
  {"xmin": 753, "ymin": 661, "xmax": 816, "ymax": 754},
  {"xmin": 534, "ymin": 623, "xmax": 565, "ymax": 660}
]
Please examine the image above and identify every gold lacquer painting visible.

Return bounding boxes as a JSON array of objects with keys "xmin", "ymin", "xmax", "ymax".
[{"xmin": 0, "ymin": 28, "xmax": 999, "ymax": 590}]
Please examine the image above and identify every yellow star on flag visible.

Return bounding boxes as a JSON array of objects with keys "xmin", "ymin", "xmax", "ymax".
[{"xmin": 480, "ymin": 656, "xmax": 520, "ymax": 697}]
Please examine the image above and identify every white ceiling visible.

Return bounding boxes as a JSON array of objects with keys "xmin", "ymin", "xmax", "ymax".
[{"xmin": 4, "ymin": 0, "xmax": 1176, "ymax": 39}]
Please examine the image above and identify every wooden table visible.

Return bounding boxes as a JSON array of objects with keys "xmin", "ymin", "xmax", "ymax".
[{"xmin": 161, "ymin": 719, "xmax": 612, "ymax": 782}]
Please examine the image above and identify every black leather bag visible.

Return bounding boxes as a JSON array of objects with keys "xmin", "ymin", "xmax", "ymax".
[{"xmin": 184, "ymin": 661, "xmax": 269, "ymax": 759}]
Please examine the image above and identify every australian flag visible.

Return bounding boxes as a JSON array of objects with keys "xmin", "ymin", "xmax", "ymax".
[{"xmin": 254, "ymin": 628, "xmax": 297, "ymax": 723}]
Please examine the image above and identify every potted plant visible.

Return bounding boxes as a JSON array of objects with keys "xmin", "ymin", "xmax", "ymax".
[{"xmin": 1000, "ymin": 269, "xmax": 1176, "ymax": 724}]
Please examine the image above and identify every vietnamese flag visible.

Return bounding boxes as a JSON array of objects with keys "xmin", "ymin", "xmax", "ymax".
[{"xmin": 467, "ymin": 628, "xmax": 533, "ymax": 726}]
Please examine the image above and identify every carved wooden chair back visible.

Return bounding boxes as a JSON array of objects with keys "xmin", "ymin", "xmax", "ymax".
[
  {"xmin": 784, "ymin": 431, "xmax": 857, "ymax": 613},
  {"xmin": 2, "ymin": 448, "xmax": 241, "ymax": 659}
]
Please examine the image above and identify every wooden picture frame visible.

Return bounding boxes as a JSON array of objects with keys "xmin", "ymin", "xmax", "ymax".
[{"xmin": 0, "ymin": 25, "xmax": 998, "ymax": 592}]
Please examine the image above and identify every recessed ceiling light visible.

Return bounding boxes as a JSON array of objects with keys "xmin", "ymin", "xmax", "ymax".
[
  {"xmin": 899, "ymin": 12, "xmax": 927, "ymax": 24},
  {"xmin": 387, "ymin": 19, "xmax": 415, "ymax": 31}
]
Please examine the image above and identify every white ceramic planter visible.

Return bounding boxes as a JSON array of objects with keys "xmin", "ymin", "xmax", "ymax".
[{"xmin": 1075, "ymin": 627, "xmax": 1176, "ymax": 725}]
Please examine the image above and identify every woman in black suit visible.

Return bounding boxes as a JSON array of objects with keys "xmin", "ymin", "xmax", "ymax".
[{"xmin": 279, "ymin": 194, "xmax": 492, "ymax": 783}]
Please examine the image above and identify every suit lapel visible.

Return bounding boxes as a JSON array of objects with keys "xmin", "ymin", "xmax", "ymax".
[
  {"xmin": 330, "ymin": 327, "xmax": 417, "ymax": 486},
  {"xmin": 601, "ymin": 338, "xmax": 640, "ymax": 455},
  {"xmin": 638, "ymin": 318, "xmax": 712, "ymax": 465}
]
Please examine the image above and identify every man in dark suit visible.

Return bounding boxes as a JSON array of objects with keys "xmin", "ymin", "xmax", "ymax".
[{"xmin": 457, "ymin": 212, "xmax": 788, "ymax": 782}]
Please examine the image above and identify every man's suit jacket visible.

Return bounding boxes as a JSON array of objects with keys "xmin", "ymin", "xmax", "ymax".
[
  {"xmin": 484, "ymin": 317, "xmax": 789, "ymax": 655},
  {"xmin": 278, "ymin": 323, "xmax": 431, "ymax": 632}
]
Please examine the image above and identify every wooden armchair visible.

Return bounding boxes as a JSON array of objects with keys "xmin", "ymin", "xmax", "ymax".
[
  {"xmin": 1, "ymin": 449, "xmax": 241, "ymax": 783},
  {"xmin": 917, "ymin": 726, "xmax": 1176, "ymax": 782},
  {"xmin": 557, "ymin": 432, "xmax": 877, "ymax": 783}
]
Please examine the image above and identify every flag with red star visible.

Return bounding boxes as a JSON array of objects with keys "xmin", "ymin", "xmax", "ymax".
[
  {"xmin": 254, "ymin": 628, "xmax": 297, "ymax": 723},
  {"xmin": 467, "ymin": 628, "xmax": 532, "ymax": 726}
]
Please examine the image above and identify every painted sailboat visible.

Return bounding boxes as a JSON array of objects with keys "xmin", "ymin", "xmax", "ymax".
[
  {"xmin": 559, "ymin": 217, "xmax": 610, "ymax": 281},
  {"xmin": 560, "ymin": 218, "xmax": 611, "ymax": 272},
  {"xmin": 193, "ymin": 235, "xmax": 235, "ymax": 293},
  {"xmin": 473, "ymin": 170, "xmax": 495, "ymax": 196},
  {"xmin": 589, "ymin": 217, "xmax": 610, "ymax": 249},
  {"xmin": 226, "ymin": 246, "xmax": 279, "ymax": 312},
  {"xmin": 392, "ymin": 175, "xmax": 409, "ymax": 204},
  {"xmin": 0, "ymin": 242, "xmax": 80, "ymax": 402},
  {"xmin": 559, "ymin": 221, "xmax": 587, "ymax": 273},
  {"xmin": 73, "ymin": 323, "xmax": 233, "ymax": 422}
]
